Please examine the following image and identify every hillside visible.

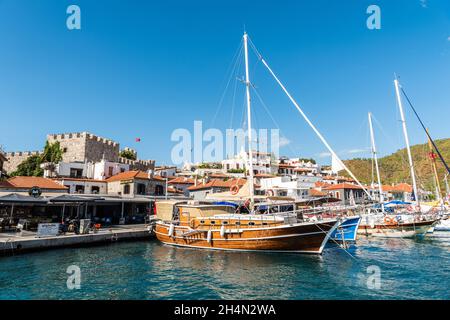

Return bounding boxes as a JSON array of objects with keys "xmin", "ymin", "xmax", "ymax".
[{"xmin": 340, "ymin": 138, "xmax": 450, "ymax": 192}]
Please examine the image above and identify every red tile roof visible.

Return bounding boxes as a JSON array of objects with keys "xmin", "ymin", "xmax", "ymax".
[
  {"xmin": 106, "ymin": 171, "xmax": 165, "ymax": 182},
  {"xmin": 309, "ymin": 189, "xmax": 328, "ymax": 197},
  {"xmin": 315, "ymin": 181, "xmax": 332, "ymax": 188},
  {"xmin": 187, "ymin": 178, "xmax": 247, "ymax": 191},
  {"xmin": 323, "ymin": 183, "xmax": 363, "ymax": 191},
  {"xmin": 168, "ymin": 177, "xmax": 195, "ymax": 185},
  {"xmin": 2, "ymin": 176, "xmax": 68, "ymax": 190}
]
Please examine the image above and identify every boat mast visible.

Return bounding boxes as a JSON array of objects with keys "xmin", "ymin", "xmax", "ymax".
[
  {"xmin": 427, "ymin": 128, "xmax": 442, "ymax": 201},
  {"xmin": 243, "ymin": 32, "xmax": 255, "ymax": 209},
  {"xmin": 368, "ymin": 112, "xmax": 384, "ymax": 211},
  {"xmin": 394, "ymin": 77, "xmax": 420, "ymax": 206}
]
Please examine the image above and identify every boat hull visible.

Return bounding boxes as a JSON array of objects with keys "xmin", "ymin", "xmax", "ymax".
[
  {"xmin": 155, "ymin": 220, "xmax": 338, "ymax": 254},
  {"xmin": 358, "ymin": 220, "xmax": 436, "ymax": 238},
  {"xmin": 330, "ymin": 216, "xmax": 361, "ymax": 242}
]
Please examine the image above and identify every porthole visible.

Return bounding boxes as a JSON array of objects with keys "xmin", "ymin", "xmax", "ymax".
[
  {"xmin": 222, "ymin": 221, "xmax": 228, "ymax": 225},
  {"xmin": 200, "ymin": 220, "xmax": 205, "ymax": 224},
  {"xmin": 210, "ymin": 221, "xmax": 216, "ymax": 225},
  {"xmin": 248, "ymin": 222, "xmax": 255, "ymax": 226}
]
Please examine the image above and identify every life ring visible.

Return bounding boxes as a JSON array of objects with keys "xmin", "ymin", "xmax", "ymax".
[
  {"xmin": 406, "ymin": 205, "xmax": 414, "ymax": 213},
  {"xmin": 230, "ymin": 185, "xmax": 240, "ymax": 195},
  {"xmin": 265, "ymin": 189, "xmax": 274, "ymax": 197},
  {"xmin": 384, "ymin": 216, "xmax": 396, "ymax": 225}
]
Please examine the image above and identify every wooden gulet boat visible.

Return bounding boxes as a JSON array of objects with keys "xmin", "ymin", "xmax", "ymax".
[
  {"xmin": 154, "ymin": 33, "xmax": 345, "ymax": 254},
  {"xmin": 154, "ymin": 204, "xmax": 339, "ymax": 254}
]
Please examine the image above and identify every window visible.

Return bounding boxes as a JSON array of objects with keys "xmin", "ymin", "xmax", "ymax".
[
  {"xmin": 200, "ymin": 220, "xmax": 205, "ymax": 224},
  {"xmin": 235, "ymin": 221, "xmax": 241, "ymax": 226},
  {"xmin": 108, "ymin": 167, "xmax": 114, "ymax": 177},
  {"xmin": 70, "ymin": 168, "xmax": 83, "ymax": 178},
  {"xmin": 155, "ymin": 185, "xmax": 164, "ymax": 196},
  {"xmin": 123, "ymin": 184, "xmax": 130, "ymax": 194},
  {"xmin": 63, "ymin": 147, "xmax": 68, "ymax": 153},
  {"xmin": 120, "ymin": 168, "xmax": 125, "ymax": 173},
  {"xmin": 222, "ymin": 221, "xmax": 228, "ymax": 225},
  {"xmin": 210, "ymin": 221, "xmax": 216, "ymax": 225},
  {"xmin": 248, "ymin": 222, "xmax": 255, "ymax": 226},
  {"xmin": 75, "ymin": 185, "xmax": 85, "ymax": 194},
  {"xmin": 91, "ymin": 186, "xmax": 100, "ymax": 194},
  {"xmin": 137, "ymin": 183, "xmax": 146, "ymax": 195}
]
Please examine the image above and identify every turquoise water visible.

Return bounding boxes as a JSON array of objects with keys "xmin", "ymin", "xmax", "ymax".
[{"xmin": 1, "ymin": 233, "xmax": 449, "ymax": 300}]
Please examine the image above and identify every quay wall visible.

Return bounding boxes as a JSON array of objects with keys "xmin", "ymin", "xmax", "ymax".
[{"xmin": 0, "ymin": 227, "xmax": 153, "ymax": 256}]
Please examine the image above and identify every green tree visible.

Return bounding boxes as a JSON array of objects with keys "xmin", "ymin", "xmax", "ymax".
[
  {"xmin": 41, "ymin": 141, "xmax": 63, "ymax": 163},
  {"xmin": 120, "ymin": 149, "xmax": 137, "ymax": 160},
  {"xmin": 10, "ymin": 155, "xmax": 44, "ymax": 177}
]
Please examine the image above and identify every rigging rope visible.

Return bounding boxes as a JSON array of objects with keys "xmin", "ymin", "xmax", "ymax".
[{"xmin": 400, "ymin": 86, "xmax": 450, "ymax": 176}]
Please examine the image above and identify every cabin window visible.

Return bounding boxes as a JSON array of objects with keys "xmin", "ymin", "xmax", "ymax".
[
  {"xmin": 235, "ymin": 221, "xmax": 241, "ymax": 226},
  {"xmin": 248, "ymin": 222, "xmax": 255, "ymax": 226},
  {"xmin": 210, "ymin": 221, "xmax": 216, "ymax": 225},
  {"xmin": 222, "ymin": 221, "xmax": 228, "ymax": 225},
  {"xmin": 200, "ymin": 220, "xmax": 205, "ymax": 224},
  {"xmin": 262, "ymin": 222, "xmax": 268, "ymax": 225}
]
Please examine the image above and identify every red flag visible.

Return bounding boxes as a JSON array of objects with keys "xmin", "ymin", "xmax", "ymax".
[{"xmin": 135, "ymin": 138, "xmax": 141, "ymax": 142}]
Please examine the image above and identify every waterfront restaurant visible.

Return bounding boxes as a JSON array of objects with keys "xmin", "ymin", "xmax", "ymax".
[{"xmin": 0, "ymin": 176, "xmax": 155, "ymax": 231}]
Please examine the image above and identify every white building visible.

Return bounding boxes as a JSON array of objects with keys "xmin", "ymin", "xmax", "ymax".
[
  {"xmin": 259, "ymin": 175, "xmax": 322, "ymax": 200},
  {"xmin": 43, "ymin": 159, "xmax": 130, "ymax": 180},
  {"xmin": 277, "ymin": 158, "xmax": 321, "ymax": 176},
  {"xmin": 221, "ymin": 150, "xmax": 277, "ymax": 175}
]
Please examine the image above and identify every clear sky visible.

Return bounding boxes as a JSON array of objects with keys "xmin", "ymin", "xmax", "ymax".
[{"xmin": 0, "ymin": 0, "xmax": 449, "ymax": 165}]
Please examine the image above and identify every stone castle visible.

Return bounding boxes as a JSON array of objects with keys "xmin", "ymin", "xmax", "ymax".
[{"xmin": 3, "ymin": 132, "xmax": 154, "ymax": 174}]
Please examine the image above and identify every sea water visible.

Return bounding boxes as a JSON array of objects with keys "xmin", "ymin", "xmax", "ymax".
[{"xmin": 1, "ymin": 233, "xmax": 449, "ymax": 300}]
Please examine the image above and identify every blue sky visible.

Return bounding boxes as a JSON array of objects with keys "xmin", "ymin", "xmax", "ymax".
[{"xmin": 0, "ymin": 0, "xmax": 449, "ymax": 165}]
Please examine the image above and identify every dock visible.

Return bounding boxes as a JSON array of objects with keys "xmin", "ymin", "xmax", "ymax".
[{"xmin": 0, "ymin": 224, "xmax": 154, "ymax": 256}]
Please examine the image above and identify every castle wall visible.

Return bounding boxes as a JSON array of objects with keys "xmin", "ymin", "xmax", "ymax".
[
  {"xmin": 47, "ymin": 132, "xmax": 119, "ymax": 163},
  {"xmin": 4, "ymin": 151, "xmax": 41, "ymax": 174}
]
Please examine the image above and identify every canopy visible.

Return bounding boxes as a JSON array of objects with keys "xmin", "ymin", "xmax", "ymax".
[
  {"xmin": 384, "ymin": 200, "xmax": 411, "ymax": 207},
  {"xmin": 0, "ymin": 193, "xmax": 49, "ymax": 204},
  {"xmin": 49, "ymin": 195, "xmax": 103, "ymax": 203}
]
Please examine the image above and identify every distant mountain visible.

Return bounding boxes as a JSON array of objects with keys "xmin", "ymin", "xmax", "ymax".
[{"xmin": 340, "ymin": 138, "xmax": 450, "ymax": 192}]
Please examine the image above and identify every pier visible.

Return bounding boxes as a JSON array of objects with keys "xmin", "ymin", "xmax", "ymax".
[{"xmin": 0, "ymin": 224, "xmax": 154, "ymax": 256}]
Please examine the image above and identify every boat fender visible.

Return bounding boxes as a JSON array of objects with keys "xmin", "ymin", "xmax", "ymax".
[
  {"xmin": 207, "ymin": 230, "xmax": 212, "ymax": 243},
  {"xmin": 168, "ymin": 223, "xmax": 175, "ymax": 237},
  {"xmin": 220, "ymin": 225, "xmax": 226, "ymax": 237}
]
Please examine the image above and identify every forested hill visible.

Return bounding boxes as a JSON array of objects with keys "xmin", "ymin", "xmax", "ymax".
[{"xmin": 340, "ymin": 138, "xmax": 450, "ymax": 191}]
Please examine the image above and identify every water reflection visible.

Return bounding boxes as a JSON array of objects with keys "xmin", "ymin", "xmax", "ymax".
[{"xmin": 0, "ymin": 237, "xmax": 449, "ymax": 300}]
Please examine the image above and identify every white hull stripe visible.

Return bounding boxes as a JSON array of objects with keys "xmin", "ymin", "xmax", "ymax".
[{"xmin": 158, "ymin": 241, "xmax": 322, "ymax": 254}]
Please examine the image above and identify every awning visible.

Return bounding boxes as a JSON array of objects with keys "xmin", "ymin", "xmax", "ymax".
[
  {"xmin": 49, "ymin": 195, "xmax": 104, "ymax": 203},
  {"xmin": 0, "ymin": 193, "xmax": 49, "ymax": 204}
]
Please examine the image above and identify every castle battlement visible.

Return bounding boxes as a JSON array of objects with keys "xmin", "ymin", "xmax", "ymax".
[
  {"xmin": 6, "ymin": 151, "xmax": 41, "ymax": 157},
  {"xmin": 47, "ymin": 132, "xmax": 119, "ymax": 147}
]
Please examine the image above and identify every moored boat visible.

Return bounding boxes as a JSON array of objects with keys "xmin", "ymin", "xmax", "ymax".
[
  {"xmin": 330, "ymin": 216, "xmax": 361, "ymax": 242},
  {"xmin": 154, "ymin": 202, "xmax": 339, "ymax": 254}
]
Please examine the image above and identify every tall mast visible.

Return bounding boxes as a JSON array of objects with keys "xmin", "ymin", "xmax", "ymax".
[
  {"xmin": 427, "ymin": 128, "xmax": 442, "ymax": 201},
  {"xmin": 368, "ymin": 112, "xmax": 384, "ymax": 211},
  {"xmin": 394, "ymin": 77, "xmax": 420, "ymax": 206},
  {"xmin": 243, "ymin": 32, "xmax": 255, "ymax": 208}
]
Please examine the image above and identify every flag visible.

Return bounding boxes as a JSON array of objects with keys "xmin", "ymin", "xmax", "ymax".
[{"xmin": 135, "ymin": 138, "xmax": 141, "ymax": 142}]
